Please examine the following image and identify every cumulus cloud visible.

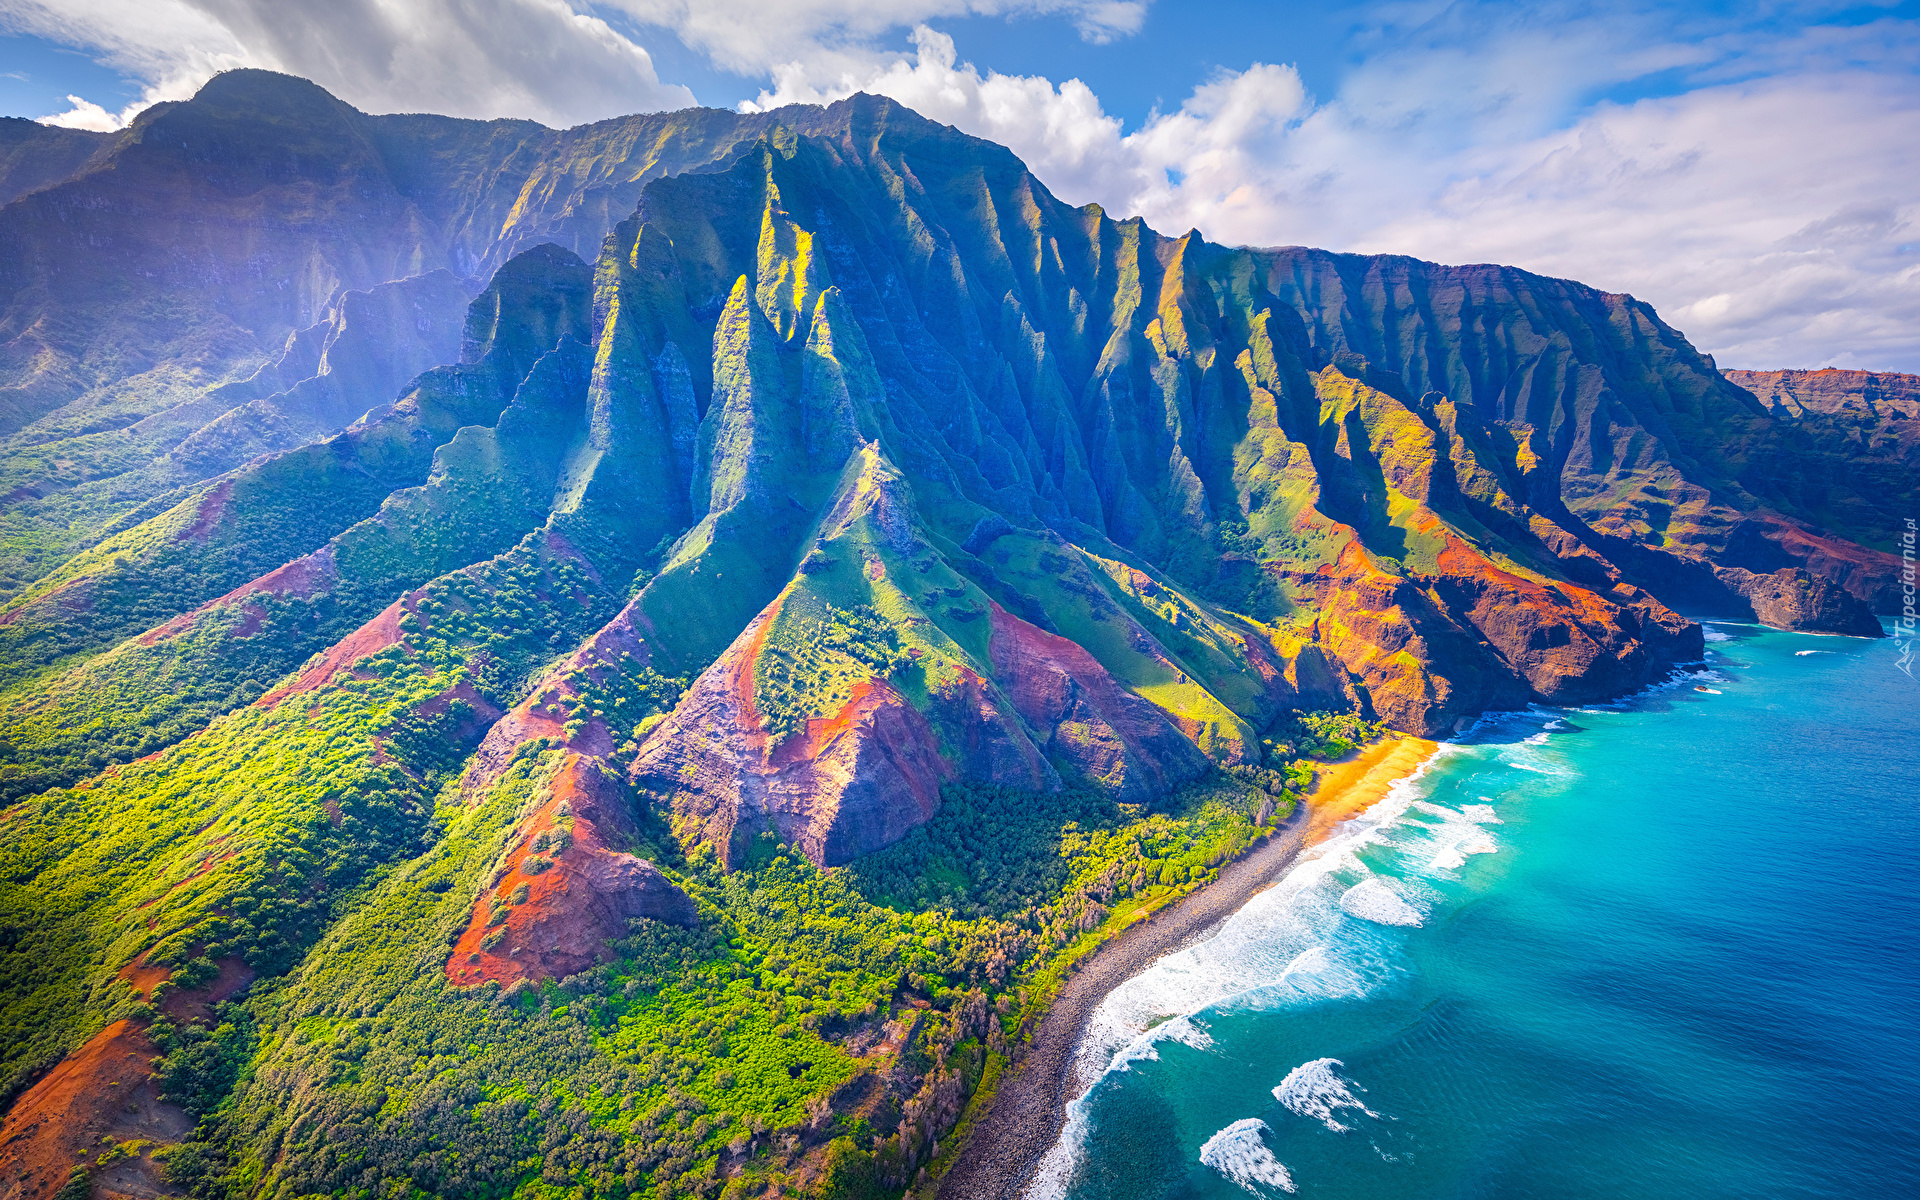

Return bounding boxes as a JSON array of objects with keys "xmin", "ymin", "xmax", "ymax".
[
  {"xmin": 1368, "ymin": 74, "xmax": 1920, "ymax": 372},
  {"xmin": 746, "ymin": 15, "xmax": 1920, "ymax": 372},
  {"xmin": 4, "ymin": 0, "xmax": 693, "ymax": 128},
  {"xmin": 6, "ymin": 0, "xmax": 1149, "ymax": 131},
  {"xmin": 36, "ymin": 93, "xmax": 123, "ymax": 131}
]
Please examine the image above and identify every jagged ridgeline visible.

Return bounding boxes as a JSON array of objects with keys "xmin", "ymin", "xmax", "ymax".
[{"xmin": 0, "ymin": 85, "xmax": 1905, "ymax": 1200}]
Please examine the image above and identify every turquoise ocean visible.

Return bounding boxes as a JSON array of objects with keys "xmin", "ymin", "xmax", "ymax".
[{"xmin": 1038, "ymin": 624, "xmax": 1920, "ymax": 1199}]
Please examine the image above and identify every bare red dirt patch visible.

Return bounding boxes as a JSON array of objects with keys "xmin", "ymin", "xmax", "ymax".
[
  {"xmin": 446, "ymin": 754, "xmax": 694, "ymax": 987},
  {"xmin": 136, "ymin": 547, "xmax": 338, "ymax": 647},
  {"xmin": 182, "ymin": 478, "xmax": 234, "ymax": 542},
  {"xmin": 0, "ymin": 1020, "xmax": 190, "ymax": 1200},
  {"xmin": 257, "ymin": 593, "xmax": 411, "ymax": 708}
]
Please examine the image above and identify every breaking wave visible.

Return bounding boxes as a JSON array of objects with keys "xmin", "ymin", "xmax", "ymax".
[
  {"xmin": 1429, "ymin": 827, "xmax": 1500, "ymax": 871},
  {"xmin": 1106, "ymin": 1014, "xmax": 1215, "ymax": 1073},
  {"xmin": 1199, "ymin": 1119, "xmax": 1295, "ymax": 1194},
  {"xmin": 1339, "ymin": 877, "xmax": 1424, "ymax": 926},
  {"xmin": 1024, "ymin": 714, "xmax": 1570, "ymax": 1199},
  {"xmin": 1273, "ymin": 1058, "xmax": 1381, "ymax": 1132}
]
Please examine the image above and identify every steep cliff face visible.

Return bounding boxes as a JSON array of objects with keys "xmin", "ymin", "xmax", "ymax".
[
  {"xmin": 1256, "ymin": 256, "xmax": 1902, "ymax": 623},
  {"xmin": 3, "ymin": 87, "xmax": 1875, "ymax": 888},
  {"xmin": 0, "ymin": 71, "xmax": 796, "ymax": 433},
  {"xmin": 1712, "ymin": 565, "xmax": 1885, "ymax": 637},
  {"xmin": 0, "ymin": 82, "xmax": 1896, "ymax": 1128},
  {"xmin": 0, "ymin": 73, "xmax": 847, "ymax": 607},
  {"xmin": 161, "ymin": 269, "xmax": 475, "ymax": 479},
  {"xmin": 2, "ymin": 74, "xmax": 1894, "ymax": 635},
  {"xmin": 1723, "ymin": 367, "xmax": 1919, "ymax": 564},
  {"xmin": 455, "ymin": 103, "xmax": 1733, "ymax": 875}
]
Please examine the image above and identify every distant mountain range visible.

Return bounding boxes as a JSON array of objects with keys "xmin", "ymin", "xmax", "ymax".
[{"xmin": 0, "ymin": 70, "xmax": 1906, "ymax": 1200}]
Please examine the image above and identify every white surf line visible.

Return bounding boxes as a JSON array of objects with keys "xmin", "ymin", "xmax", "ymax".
[{"xmin": 1019, "ymin": 744, "xmax": 1469, "ymax": 1199}]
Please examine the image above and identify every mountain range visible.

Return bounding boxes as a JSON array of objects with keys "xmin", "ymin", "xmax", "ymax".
[{"xmin": 0, "ymin": 70, "xmax": 1905, "ymax": 1200}]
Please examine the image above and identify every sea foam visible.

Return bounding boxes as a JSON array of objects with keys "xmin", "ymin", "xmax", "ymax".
[
  {"xmin": 1199, "ymin": 1119, "xmax": 1296, "ymax": 1194},
  {"xmin": 1429, "ymin": 828, "xmax": 1499, "ymax": 871},
  {"xmin": 1339, "ymin": 877, "xmax": 1425, "ymax": 926},
  {"xmin": 1273, "ymin": 1058, "xmax": 1380, "ymax": 1131},
  {"xmin": 1067, "ymin": 758, "xmax": 1449, "ymax": 1077},
  {"xmin": 1024, "ymin": 742, "xmax": 1492, "ymax": 1200},
  {"xmin": 1106, "ymin": 1014, "xmax": 1216, "ymax": 1073}
]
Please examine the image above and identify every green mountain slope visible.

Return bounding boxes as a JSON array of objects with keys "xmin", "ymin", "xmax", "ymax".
[
  {"xmin": 0, "ymin": 118, "xmax": 114, "ymax": 207},
  {"xmin": 0, "ymin": 78, "xmax": 1904, "ymax": 1200},
  {"xmin": 0, "ymin": 72, "xmax": 862, "ymax": 606}
]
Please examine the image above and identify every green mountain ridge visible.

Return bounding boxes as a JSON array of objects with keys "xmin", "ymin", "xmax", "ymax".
[{"xmin": 0, "ymin": 73, "xmax": 1907, "ymax": 1200}]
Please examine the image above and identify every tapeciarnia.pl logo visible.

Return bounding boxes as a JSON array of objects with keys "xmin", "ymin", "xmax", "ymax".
[{"xmin": 1898, "ymin": 517, "xmax": 1916, "ymax": 679}]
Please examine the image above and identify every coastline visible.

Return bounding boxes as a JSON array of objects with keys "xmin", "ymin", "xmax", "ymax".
[
  {"xmin": 1301, "ymin": 736, "xmax": 1445, "ymax": 846},
  {"xmin": 936, "ymin": 735, "xmax": 1440, "ymax": 1200}
]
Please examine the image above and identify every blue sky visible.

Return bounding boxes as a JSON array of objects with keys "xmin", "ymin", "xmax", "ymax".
[{"xmin": 1, "ymin": 0, "xmax": 1917, "ymax": 371}]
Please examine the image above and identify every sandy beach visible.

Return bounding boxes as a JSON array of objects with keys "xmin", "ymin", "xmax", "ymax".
[
  {"xmin": 1302, "ymin": 735, "xmax": 1442, "ymax": 847},
  {"xmin": 937, "ymin": 735, "xmax": 1440, "ymax": 1200}
]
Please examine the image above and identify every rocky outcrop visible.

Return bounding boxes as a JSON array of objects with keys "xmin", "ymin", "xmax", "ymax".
[
  {"xmin": 1718, "ymin": 512, "xmax": 1904, "ymax": 614},
  {"xmin": 1423, "ymin": 542, "xmax": 1704, "ymax": 700},
  {"xmin": 456, "ymin": 598, "xmax": 656, "ymax": 801},
  {"xmin": 986, "ymin": 604, "xmax": 1212, "ymax": 800},
  {"xmin": 1726, "ymin": 366, "xmax": 1920, "ymax": 426},
  {"xmin": 1713, "ymin": 566, "xmax": 1884, "ymax": 637},
  {"xmin": 629, "ymin": 599, "xmax": 961, "ymax": 869}
]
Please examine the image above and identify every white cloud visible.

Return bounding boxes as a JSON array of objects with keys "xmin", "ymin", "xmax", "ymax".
[
  {"xmin": 1364, "ymin": 74, "xmax": 1920, "ymax": 371},
  {"xmin": 745, "ymin": 16, "xmax": 1920, "ymax": 373},
  {"xmin": 36, "ymin": 93, "xmax": 121, "ymax": 130},
  {"xmin": 2, "ymin": 0, "xmax": 693, "ymax": 128}
]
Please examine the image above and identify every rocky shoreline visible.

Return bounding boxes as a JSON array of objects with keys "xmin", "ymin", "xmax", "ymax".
[{"xmin": 937, "ymin": 736, "xmax": 1439, "ymax": 1200}]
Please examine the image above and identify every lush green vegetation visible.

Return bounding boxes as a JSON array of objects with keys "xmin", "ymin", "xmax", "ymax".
[
  {"xmin": 0, "ymin": 88, "xmax": 1631, "ymax": 1200},
  {"xmin": 0, "ymin": 413, "xmax": 440, "ymax": 694},
  {"xmin": 150, "ymin": 748, "xmax": 947, "ymax": 1199},
  {"xmin": 755, "ymin": 602, "xmax": 913, "ymax": 741},
  {"xmin": 1268, "ymin": 710, "xmax": 1389, "ymax": 761},
  {"xmin": 0, "ymin": 591, "xmax": 349, "ymax": 806},
  {"xmin": 554, "ymin": 660, "xmax": 689, "ymax": 766},
  {"xmin": 849, "ymin": 784, "xmax": 1126, "ymax": 919},
  {"xmin": 0, "ymin": 536, "xmax": 620, "ymax": 1103},
  {"xmin": 147, "ymin": 747, "xmax": 1298, "ymax": 1200},
  {"xmin": 846, "ymin": 772, "xmax": 1295, "ymax": 925},
  {"xmin": 0, "ymin": 338, "xmax": 599, "ymax": 806}
]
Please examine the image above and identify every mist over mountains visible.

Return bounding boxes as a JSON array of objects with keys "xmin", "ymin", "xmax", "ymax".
[{"xmin": 0, "ymin": 69, "xmax": 1906, "ymax": 1200}]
